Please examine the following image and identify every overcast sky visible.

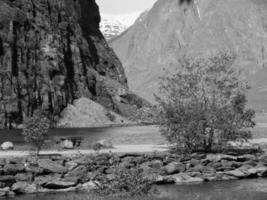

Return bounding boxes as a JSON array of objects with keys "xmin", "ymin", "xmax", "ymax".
[{"xmin": 96, "ymin": 0, "xmax": 157, "ymax": 14}]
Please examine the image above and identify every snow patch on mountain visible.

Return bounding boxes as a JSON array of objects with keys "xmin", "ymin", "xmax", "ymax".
[{"xmin": 100, "ymin": 12, "xmax": 142, "ymax": 41}]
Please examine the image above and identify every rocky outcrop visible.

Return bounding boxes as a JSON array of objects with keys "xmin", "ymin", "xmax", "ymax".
[
  {"xmin": 1, "ymin": 152, "xmax": 267, "ymax": 197},
  {"xmin": 110, "ymin": 0, "xmax": 267, "ymax": 111},
  {"xmin": 0, "ymin": 0, "xmax": 148, "ymax": 127}
]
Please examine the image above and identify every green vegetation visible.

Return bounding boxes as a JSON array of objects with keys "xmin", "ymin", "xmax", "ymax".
[
  {"xmin": 156, "ymin": 53, "xmax": 255, "ymax": 153},
  {"xmin": 22, "ymin": 110, "xmax": 50, "ymax": 155},
  {"xmin": 96, "ymin": 166, "xmax": 152, "ymax": 197}
]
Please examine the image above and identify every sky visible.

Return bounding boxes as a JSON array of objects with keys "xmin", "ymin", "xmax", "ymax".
[{"xmin": 96, "ymin": 0, "xmax": 157, "ymax": 14}]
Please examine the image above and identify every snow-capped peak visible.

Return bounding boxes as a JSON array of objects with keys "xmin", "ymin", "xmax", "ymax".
[{"xmin": 100, "ymin": 12, "xmax": 141, "ymax": 41}]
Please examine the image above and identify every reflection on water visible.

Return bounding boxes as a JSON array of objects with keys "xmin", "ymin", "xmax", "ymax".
[
  {"xmin": 155, "ymin": 179, "xmax": 267, "ymax": 200},
  {"xmin": 5, "ymin": 179, "xmax": 267, "ymax": 200}
]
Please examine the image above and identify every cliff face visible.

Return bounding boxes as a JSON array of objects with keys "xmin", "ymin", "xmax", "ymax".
[
  {"xmin": 110, "ymin": 0, "xmax": 267, "ymax": 111},
  {"xmin": 0, "ymin": 0, "xmax": 131, "ymax": 127}
]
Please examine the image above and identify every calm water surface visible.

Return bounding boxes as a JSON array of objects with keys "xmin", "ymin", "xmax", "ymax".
[
  {"xmin": 4, "ymin": 179, "xmax": 267, "ymax": 200},
  {"xmin": 0, "ymin": 126, "xmax": 165, "ymax": 149}
]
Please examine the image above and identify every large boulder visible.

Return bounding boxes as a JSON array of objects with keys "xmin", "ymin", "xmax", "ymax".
[
  {"xmin": 42, "ymin": 180, "xmax": 77, "ymax": 190},
  {"xmin": 225, "ymin": 169, "xmax": 247, "ymax": 178},
  {"xmin": 173, "ymin": 174, "xmax": 204, "ymax": 184},
  {"xmin": 62, "ymin": 140, "xmax": 74, "ymax": 150},
  {"xmin": 3, "ymin": 164, "xmax": 24, "ymax": 175},
  {"xmin": 1, "ymin": 142, "xmax": 14, "ymax": 151},
  {"xmin": 11, "ymin": 182, "xmax": 37, "ymax": 194},
  {"xmin": 38, "ymin": 159, "xmax": 67, "ymax": 174},
  {"xmin": 163, "ymin": 162, "xmax": 186, "ymax": 175},
  {"xmin": 0, "ymin": 187, "xmax": 10, "ymax": 197}
]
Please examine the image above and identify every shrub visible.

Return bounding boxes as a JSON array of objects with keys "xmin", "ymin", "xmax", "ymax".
[
  {"xmin": 22, "ymin": 110, "xmax": 50, "ymax": 155},
  {"xmin": 95, "ymin": 166, "xmax": 152, "ymax": 197},
  {"xmin": 106, "ymin": 111, "xmax": 116, "ymax": 122},
  {"xmin": 156, "ymin": 53, "xmax": 255, "ymax": 153}
]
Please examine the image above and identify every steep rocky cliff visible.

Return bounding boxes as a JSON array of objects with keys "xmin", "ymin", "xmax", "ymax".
[
  {"xmin": 110, "ymin": 0, "xmax": 267, "ymax": 111},
  {"xmin": 0, "ymin": 0, "xmax": 144, "ymax": 127}
]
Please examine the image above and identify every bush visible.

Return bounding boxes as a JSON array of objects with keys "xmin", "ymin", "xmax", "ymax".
[
  {"xmin": 22, "ymin": 110, "xmax": 50, "ymax": 155},
  {"xmin": 156, "ymin": 53, "xmax": 255, "ymax": 153},
  {"xmin": 106, "ymin": 111, "xmax": 116, "ymax": 122},
  {"xmin": 95, "ymin": 166, "xmax": 152, "ymax": 197}
]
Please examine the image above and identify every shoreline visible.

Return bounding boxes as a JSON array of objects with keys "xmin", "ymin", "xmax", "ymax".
[{"xmin": 1, "ymin": 149, "xmax": 267, "ymax": 197}]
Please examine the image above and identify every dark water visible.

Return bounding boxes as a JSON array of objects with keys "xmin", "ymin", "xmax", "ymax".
[
  {"xmin": 4, "ymin": 179, "xmax": 267, "ymax": 200},
  {"xmin": 0, "ymin": 126, "xmax": 165, "ymax": 149}
]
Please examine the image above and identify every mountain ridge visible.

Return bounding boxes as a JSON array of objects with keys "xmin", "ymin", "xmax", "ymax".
[{"xmin": 111, "ymin": 0, "xmax": 267, "ymax": 111}]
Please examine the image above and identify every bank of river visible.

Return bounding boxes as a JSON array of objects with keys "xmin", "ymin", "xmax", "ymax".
[
  {"xmin": 6, "ymin": 179, "xmax": 267, "ymax": 200},
  {"xmin": 1, "ymin": 152, "xmax": 267, "ymax": 198}
]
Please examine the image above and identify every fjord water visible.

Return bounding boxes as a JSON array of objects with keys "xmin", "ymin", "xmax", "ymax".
[
  {"xmin": 0, "ymin": 126, "xmax": 165, "ymax": 148},
  {"xmin": 5, "ymin": 179, "xmax": 267, "ymax": 200}
]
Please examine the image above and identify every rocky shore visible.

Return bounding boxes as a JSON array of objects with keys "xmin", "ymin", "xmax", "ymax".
[{"xmin": 1, "ymin": 152, "xmax": 267, "ymax": 197}]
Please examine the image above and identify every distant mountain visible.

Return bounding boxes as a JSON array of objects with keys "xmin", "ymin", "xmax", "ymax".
[
  {"xmin": 100, "ymin": 12, "xmax": 141, "ymax": 41},
  {"xmin": 110, "ymin": 0, "xmax": 267, "ymax": 112}
]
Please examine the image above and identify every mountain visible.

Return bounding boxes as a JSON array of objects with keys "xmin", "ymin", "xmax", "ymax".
[
  {"xmin": 100, "ymin": 12, "xmax": 141, "ymax": 41},
  {"xmin": 0, "ymin": 0, "xmax": 148, "ymax": 127},
  {"xmin": 110, "ymin": 0, "xmax": 267, "ymax": 112}
]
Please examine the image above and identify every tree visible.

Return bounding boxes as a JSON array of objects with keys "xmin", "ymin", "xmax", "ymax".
[
  {"xmin": 22, "ymin": 110, "xmax": 50, "ymax": 155},
  {"xmin": 156, "ymin": 53, "xmax": 255, "ymax": 153}
]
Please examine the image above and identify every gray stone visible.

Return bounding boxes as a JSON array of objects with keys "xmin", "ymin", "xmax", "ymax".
[
  {"xmin": 11, "ymin": 182, "xmax": 37, "ymax": 194},
  {"xmin": 237, "ymin": 154, "xmax": 257, "ymax": 162},
  {"xmin": 15, "ymin": 173, "xmax": 33, "ymax": 182},
  {"xmin": 225, "ymin": 169, "xmax": 247, "ymax": 178},
  {"xmin": 173, "ymin": 174, "xmax": 204, "ymax": 184},
  {"xmin": 164, "ymin": 162, "xmax": 186, "ymax": 175},
  {"xmin": 1, "ymin": 142, "xmax": 14, "ymax": 151},
  {"xmin": 43, "ymin": 180, "xmax": 77, "ymax": 189},
  {"xmin": 0, "ymin": 175, "xmax": 15, "ymax": 184},
  {"xmin": 79, "ymin": 181, "xmax": 97, "ymax": 191},
  {"xmin": 38, "ymin": 159, "xmax": 67, "ymax": 174},
  {"xmin": 3, "ymin": 164, "xmax": 24, "ymax": 175},
  {"xmin": 0, "ymin": 187, "xmax": 10, "ymax": 197}
]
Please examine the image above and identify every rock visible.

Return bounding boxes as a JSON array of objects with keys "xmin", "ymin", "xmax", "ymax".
[
  {"xmin": 25, "ymin": 165, "xmax": 44, "ymax": 175},
  {"xmin": 92, "ymin": 139, "xmax": 113, "ymax": 150},
  {"xmin": 65, "ymin": 161, "xmax": 78, "ymax": 171},
  {"xmin": 208, "ymin": 173, "xmax": 238, "ymax": 181},
  {"xmin": 187, "ymin": 164, "xmax": 204, "ymax": 173},
  {"xmin": 0, "ymin": 158, "xmax": 6, "ymax": 166},
  {"xmin": 189, "ymin": 159, "xmax": 200, "ymax": 167},
  {"xmin": 247, "ymin": 165, "xmax": 267, "ymax": 177},
  {"xmin": 0, "ymin": 182, "xmax": 6, "ymax": 188},
  {"xmin": 34, "ymin": 174, "xmax": 61, "ymax": 186},
  {"xmin": 0, "ymin": 176, "xmax": 16, "ymax": 185},
  {"xmin": 237, "ymin": 154, "xmax": 257, "ymax": 162},
  {"xmin": 173, "ymin": 174, "xmax": 204, "ymax": 184},
  {"xmin": 0, "ymin": 187, "xmax": 10, "ymax": 197},
  {"xmin": 164, "ymin": 162, "xmax": 186, "ymax": 175},
  {"xmin": 6, "ymin": 157, "xmax": 25, "ymax": 165},
  {"xmin": 38, "ymin": 159, "xmax": 67, "ymax": 174},
  {"xmin": 62, "ymin": 140, "xmax": 74, "ymax": 149},
  {"xmin": 15, "ymin": 173, "xmax": 33, "ymax": 182},
  {"xmin": 143, "ymin": 160, "xmax": 163, "ymax": 170},
  {"xmin": 225, "ymin": 169, "xmax": 247, "ymax": 178},
  {"xmin": 3, "ymin": 164, "xmax": 24, "ymax": 175},
  {"xmin": 43, "ymin": 180, "xmax": 77, "ymax": 189},
  {"xmin": 207, "ymin": 154, "xmax": 237, "ymax": 162},
  {"xmin": 11, "ymin": 182, "xmax": 37, "ymax": 194},
  {"xmin": 1, "ymin": 142, "xmax": 14, "ymax": 150},
  {"xmin": 79, "ymin": 181, "xmax": 97, "ymax": 191},
  {"xmin": 64, "ymin": 165, "xmax": 88, "ymax": 181}
]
